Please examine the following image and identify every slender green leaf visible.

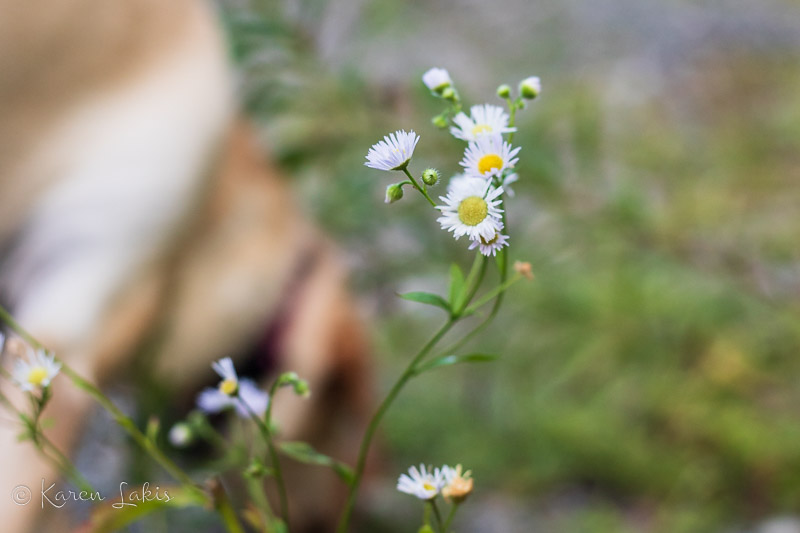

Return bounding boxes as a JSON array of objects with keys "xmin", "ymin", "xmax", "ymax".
[
  {"xmin": 413, "ymin": 353, "xmax": 498, "ymax": 375},
  {"xmin": 448, "ymin": 263, "xmax": 466, "ymax": 309},
  {"xmin": 279, "ymin": 441, "xmax": 355, "ymax": 486},
  {"xmin": 398, "ymin": 292, "xmax": 451, "ymax": 312}
]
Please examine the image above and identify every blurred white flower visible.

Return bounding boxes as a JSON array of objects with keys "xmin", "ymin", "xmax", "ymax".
[
  {"xmin": 422, "ymin": 67, "xmax": 452, "ymax": 93},
  {"xmin": 168, "ymin": 422, "xmax": 193, "ymax": 448},
  {"xmin": 365, "ymin": 130, "xmax": 420, "ymax": 171},
  {"xmin": 197, "ymin": 378, "xmax": 270, "ymax": 418},
  {"xmin": 397, "ymin": 464, "xmax": 445, "ymax": 500},
  {"xmin": 212, "ymin": 357, "xmax": 239, "ymax": 396},
  {"xmin": 460, "ymin": 134, "xmax": 520, "ymax": 179},
  {"xmin": 12, "ymin": 348, "xmax": 61, "ymax": 391},
  {"xmin": 469, "ymin": 228, "xmax": 509, "ymax": 257},
  {"xmin": 450, "ymin": 104, "xmax": 516, "ymax": 142},
  {"xmin": 437, "ymin": 178, "xmax": 503, "ymax": 241}
]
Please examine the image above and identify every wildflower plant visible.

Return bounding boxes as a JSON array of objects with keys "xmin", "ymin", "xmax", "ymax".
[
  {"xmin": 336, "ymin": 67, "xmax": 540, "ymax": 533},
  {"xmin": 0, "ymin": 66, "xmax": 540, "ymax": 533}
]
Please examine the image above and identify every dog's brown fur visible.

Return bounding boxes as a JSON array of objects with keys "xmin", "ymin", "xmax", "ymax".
[{"xmin": 0, "ymin": 1, "xmax": 370, "ymax": 531}]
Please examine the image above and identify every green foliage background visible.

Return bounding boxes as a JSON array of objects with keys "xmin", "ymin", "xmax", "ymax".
[{"xmin": 218, "ymin": 0, "xmax": 800, "ymax": 530}]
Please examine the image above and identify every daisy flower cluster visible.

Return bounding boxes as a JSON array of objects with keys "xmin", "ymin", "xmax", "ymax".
[
  {"xmin": 364, "ymin": 67, "xmax": 540, "ymax": 258},
  {"xmin": 397, "ymin": 463, "xmax": 474, "ymax": 502},
  {"xmin": 397, "ymin": 463, "xmax": 475, "ymax": 532}
]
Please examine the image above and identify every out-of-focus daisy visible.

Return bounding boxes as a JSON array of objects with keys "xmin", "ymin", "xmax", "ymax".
[
  {"xmin": 442, "ymin": 464, "xmax": 474, "ymax": 503},
  {"xmin": 460, "ymin": 134, "xmax": 520, "ymax": 179},
  {"xmin": 422, "ymin": 67, "xmax": 452, "ymax": 93},
  {"xmin": 12, "ymin": 348, "xmax": 61, "ymax": 391},
  {"xmin": 397, "ymin": 464, "xmax": 445, "ymax": 501},
  {"xmin": 212, "ymin": 357, "xmax": 239, "ymax": 397},
  {"xmin": 468, "ymin": 228, "xmax": 509, "ymax": 257},
  {"xmin": 450, "ymin": 104, "xmax": 516, "ymax": 142},
  {"xmin": 197, "ymin": 378, "xmax": 270, "ymax": 418},
  {"xmin": 437, "ymin": 179, "xmax": 504, "ymax": 241},
  {"xmin": 365, "ymin": 130, "xmax": 420, "ymax": 171}
]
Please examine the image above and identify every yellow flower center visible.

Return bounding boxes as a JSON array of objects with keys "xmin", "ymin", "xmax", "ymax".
[
  {"xmin": 27, "ymin": 366, "xmax": 48, "ymax": 387},
  {"xmin": 477, "ymin": 153, "xmax": 503, "ymax": 175},
  {"xmin": 471, "ymin": 124, "xmax": 492, "ymax": 135},
  {"xmin": 423, "ymin": 482, "xmax": 435, "ymax": 492},
  {"xmin": 457, "ymin": 196, "xmax": 488, "ymax": 226},
  {"xmin": 219, "ymin": 379, "xmax": 238, "ymax": 396}
]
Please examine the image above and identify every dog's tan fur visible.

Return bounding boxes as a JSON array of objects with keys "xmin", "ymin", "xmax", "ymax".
[{"xmin": 0, "ymin": 1, "xmax": 370, "ymax": 531}]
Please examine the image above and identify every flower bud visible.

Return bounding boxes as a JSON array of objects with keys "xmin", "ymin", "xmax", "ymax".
[
  {"xmin": 422, "ymin": 67, "xmax": 452, "ymax": 94},
  {"xmin": 421, "ymin": 168, "xmax": 439, "ymax": 186},
  {"xmin": 168, "ymin": 422, "xmax": 193, "ymax": 448},
  {"xmin": 385, "ymin": 183, "xmax": 404, "ymax": 204},
  {"xmin": 431, "ymin": 114, "xmax": 448, "ymax": 129},
  {"xmin": 514, "ymin": 261, "xmax": 534, "ymax": 280},
  {"xmin": 519, "ymin": 76, "xmax": 541, "ymax": 100},
  {"xmin": 496, "ymin": 84, "xmax": 511, "ymax": 99},
  {"xmin": 244, "ymin": 460, "xmax": 269, "ymax": 479},
  {"xmin": 278, "ymin": 371, "xmax": 312, "ymax": 397},
  {"xmin": 441, "ymin": 87, "xmax": 458, "ymax": 103}
]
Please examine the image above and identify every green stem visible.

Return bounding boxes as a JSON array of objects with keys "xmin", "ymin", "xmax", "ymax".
[
  {"xmin": 464, "ymin": 274, "xmax": 521, "ymax": 315},
  {"xmin": 457, "ymin": 253, "xmax": 488, "ymax": 316},
  {"xmin": 215, "ymin": 486, "xmax": 247, "ymax": 533},
  {"xmin": 336, "ymin": 319, "xmax": 457, "ymax": 533},
  {"xmin": 244, "ymin": 390, "xmax": 289, "ymax": 524},
  {"xmin": 506, "ymin": 98, "xmax": 518, "ymax": 144},
  {"xmin": 245, "ymin": 475, "xmax": 278, "ymax": 531},
  {"xmin": 0, "ymin": 305, "xmax": 43, "ymax": 350},
  {"xmin": 60, "ymin": 364, "xmax": 200, "ymax": 492},
  {"xmin": 443, "ymin": 503, "xmax": 459, "ymax": 532},
  {"xmin": 402, "ymin": 168, "xmax": 437, "ymax": 207},
  {"xmin": 431, "ymin": 499, "xmax": 445, "ymax": 533}
]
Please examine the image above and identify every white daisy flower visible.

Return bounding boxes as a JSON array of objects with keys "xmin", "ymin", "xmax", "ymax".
[
  {"xmin": 11, "ymin": 348, "xmax": 61, "ymax": 391},
  {"xmin": 422, "ymin": 67, "xmax": 452, "ymax": 93},
  {"xmin": 365, "ymin": 130, "xmax": 420, "ymax": 171},
  {"xmin": 212, "ymin": 357, "xmax": 239, "ymax": 397},
  {"xmin": 397, "ymin": 464, "xmax": 445, "ymax": 501},
  {"xmin": 468, "ymin": 228, "xmax": 510, "ymax": 257},
  {"xmin": 197, "ymin": 378, "xmax": 270, "ymax": 418},
  {"xmin": 460, "ymin": 134, "xmax": 520, "ymax": 179},
  {"xmin": 450, "ymin": 104, "xmax": 516, "ymax": 142},
  {"xmin": 437, "ymin": 179, "xmax": 504, "ymax": 241}
]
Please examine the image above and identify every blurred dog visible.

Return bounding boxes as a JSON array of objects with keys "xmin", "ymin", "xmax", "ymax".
[{"xmin": 0, "ymin": 1, "xmax": 370, "ymax": 531}]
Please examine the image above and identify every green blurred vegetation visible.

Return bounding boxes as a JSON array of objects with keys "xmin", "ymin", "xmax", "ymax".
[{"xmin": 218, "ymin": 0, "xmax": 800, "ymax": 530}]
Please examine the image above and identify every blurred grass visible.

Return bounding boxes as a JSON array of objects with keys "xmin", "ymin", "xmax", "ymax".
[{"xmin": 218, "ymin": 0, "xmax": 800, "ymax": 531}]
